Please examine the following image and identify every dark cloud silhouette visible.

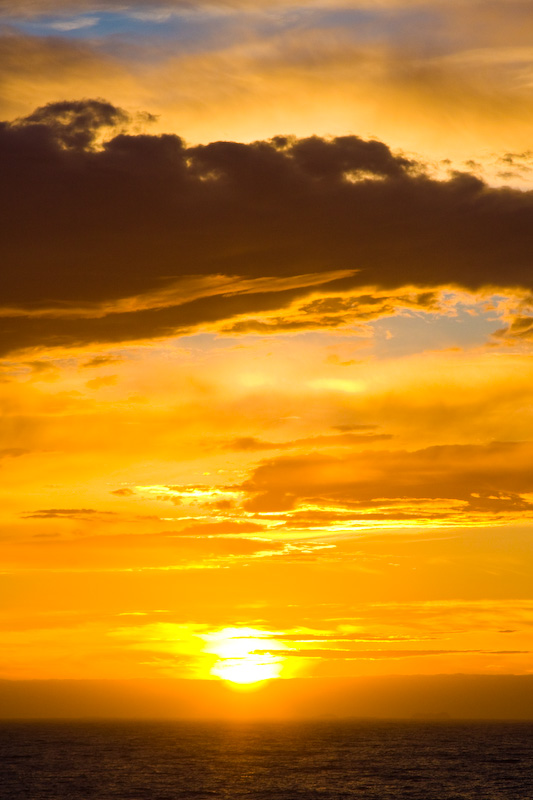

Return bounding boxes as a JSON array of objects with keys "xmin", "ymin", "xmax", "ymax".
[
  {"xmin": 3, "ymin": 99, "xmax": 533, "ymax": 353},
  {"xmin": 18, "ymin": 99, "xmax": 133, "ymax": 151},
  {"xmin": 22, "ymin": 507, "xmax": 115, "ymax": 519}
]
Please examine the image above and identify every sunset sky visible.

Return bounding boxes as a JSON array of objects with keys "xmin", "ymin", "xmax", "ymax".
[{"xmin": 2, "ymin": 0, "xmax": 533, "ymax": 717}]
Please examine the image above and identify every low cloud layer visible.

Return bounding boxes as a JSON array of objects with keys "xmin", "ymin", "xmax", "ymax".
[{"xmin": 241, "ymin": 441, "xmax": 533, "ymax": 522}]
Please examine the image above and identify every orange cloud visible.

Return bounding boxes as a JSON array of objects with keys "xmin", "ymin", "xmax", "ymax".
[{"xmin": 241, "ymin": 441, "xmax": 533, "ymax": 525}]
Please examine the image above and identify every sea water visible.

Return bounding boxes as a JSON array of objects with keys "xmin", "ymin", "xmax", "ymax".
[{"xmin": 1, "ymin": 719, "xmax": 532, "ymax": 799}]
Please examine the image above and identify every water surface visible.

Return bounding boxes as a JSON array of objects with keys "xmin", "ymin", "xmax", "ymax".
[{"xmin": 1, "ymin": 719, "xmax": 532, "ymax": 799}]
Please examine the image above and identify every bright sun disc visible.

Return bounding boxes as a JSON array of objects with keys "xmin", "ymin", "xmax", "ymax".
[
  {"xmin": 211, "ymin": 655, "xmax": 282, "ymax": 684},
  {"xmin": 202, "ymin": 627, "xmax": 284, "ymax": 685}
]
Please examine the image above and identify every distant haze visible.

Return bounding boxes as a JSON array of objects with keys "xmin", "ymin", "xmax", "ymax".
[{"xmin": 2, "ymin": 676, "xmax": 533, "ymax": 721}]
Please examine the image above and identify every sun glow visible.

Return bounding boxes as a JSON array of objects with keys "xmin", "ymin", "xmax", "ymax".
[{"xmin": 203, "ymin": 627, "xmax": 285, "ymax": 685}]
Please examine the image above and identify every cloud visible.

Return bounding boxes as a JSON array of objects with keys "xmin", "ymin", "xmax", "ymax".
[
  {"xmin": 251, "ymin": 648, "xmax": 529, "ymax": 660},
  {"xmin": 224, "ymin": 431, "xmax": 392, "ymax": 451},
  {"xmin": 46, "ymin": 16, "xmax": 99, "ymax": 31},
  {"xmin": 0, "ymin": 0, "xmax": 452, "ymax": 18},
  {"xmin": 15, "ymin": 98, "xmax": 133, "ymax": 150},
  {"xmin": 4, "ymin": 8, "xmax": 533, "ymax": 170},
  {"xmin": 2, "ymin": 99, "xmax": 533, "ymax": 354},
  {"xmin": 22, "ymin": 507, "xmax": 116, "ymax": 519},
  {"xmin": 172, "ymin": 520, "xmax": 266, "ymax": 536},
  {"xmin": 1, "ymin": 529, "xmax": 289, "ymax": 571},
  {"xmin": 24, "ymin": 360, "xmax": 57, "ymax": 374},
  {"xmin": 3, "ymin": 0, "xmax": 533, "ymax": 20},
  {"xmin": 267, "ymin": 632, "xmax": 434, "ymax": 643},
  {"xmin": 494, "ymin": 315, "xmax": 533, "ymax": 342},
  {"xmin": 219, "ymin": 290, "xmax": 442, "ymax": 335},
  {"xmin": 240, "ymin": 441, "xmax": 533, "ymax": 522},
  {"xmin": 83, "ymin": 355, "xmax": 122, "ymax": 367},
  {"xmin": 85, "ymin": 374, "xmax": 117, "ymax": 389}
]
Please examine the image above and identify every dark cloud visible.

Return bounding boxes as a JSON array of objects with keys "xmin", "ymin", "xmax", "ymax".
[
  {"xmin": 18, "ymin": 99, "xmax": 133, "ymax": 151},
  {"xmin": 496, "ymin": 152, "xmax": 533, "ymax": 181},
  {"xmin": 22, "ymin": 507, "xmax": 115, "ymax": 519},
  {"xmin": 3, "ymin": 100, "xmax": 533, "ymax": 353}
]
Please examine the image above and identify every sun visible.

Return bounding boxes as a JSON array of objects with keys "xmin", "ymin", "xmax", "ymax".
[
  {"xmin": 202, "ymin": 627, "xmax": 284, "ymax": 685},
  {"xmin": 211, "ymin": 655, "xmax": 282, "ymax": 684}
]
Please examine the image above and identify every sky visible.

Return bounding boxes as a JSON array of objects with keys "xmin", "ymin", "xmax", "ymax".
[{"xmin": 2, "ymin": 0, "xmax": 533, "ymax": 718}]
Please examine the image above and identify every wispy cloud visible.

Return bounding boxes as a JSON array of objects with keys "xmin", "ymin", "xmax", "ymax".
[{"xmin": 46, "ymin": 15, "xmax": 98, "ymax": 30}]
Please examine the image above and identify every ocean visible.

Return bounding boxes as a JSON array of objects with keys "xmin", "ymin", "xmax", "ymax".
[{"xmin": 1, "ymin": 719, "xmax": 532, "ymax": 799}]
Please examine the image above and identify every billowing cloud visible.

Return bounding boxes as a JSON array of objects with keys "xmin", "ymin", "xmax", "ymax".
[
  {"xmin": 4, "ymin": 3, "xmax": 533, "ymax": 173},
  {"xmin": 2, "ymin": 100, "xmax": 533, "ymax": 354}
]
